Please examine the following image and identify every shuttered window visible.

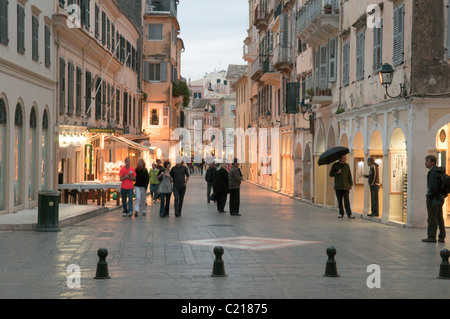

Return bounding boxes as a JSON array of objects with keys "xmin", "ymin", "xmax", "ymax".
[
  {"xmin": 0, "ymin": 0, "xmax": 8, "ymax": 45},
  {"xmin": 59, "ymin": 58, "xmax": 66, "ymax": 115},
  {"xmin": 101, "ymin": 11, "xmax": 106, "ymax": 45},
  {"xmin": 45, "ymin": 25, "xmax": 51, "ymax": 67},
  {"xmin": 373, "ymin": 19, "xmax": 383, "ymax": 73},
  {"xmin": 393, "ymin": 3, "xmax": 404, "ymax": 66},
  {"xmin": 32, "ymin": 15, "xmax": 39, "ymax": 61},
  {"xmin": 81, "ymin": 0, "xmax": 90, "ymax": 30},
  {"xmin": 342, "ymin": 41, "xmax": 350, "ymax": 87},
  {"xmin": 67, "ymin": 62, "xmax": 74, "ymax": 115},
  {"xmin": 447, "ymin": 0, "xmax": 450, "ymax": 58},
  {"xmin": 85, "ymin": 71, "xmax": 92, "ymax": 117},
  {"xmin": 148, "ymin": 24, "xmax": 162, "ymax": 40},
  {"xmin": 94, "ymin": 4, "xmax": 99, "ymax": 39},
  {"xmin": 356, "ymin": 30, "xmax": 365, "ymax": 81},
  {"xmin": 285, "ymin": 82, "xmax": 299, "ymax": 114},
  {"xmin": 95, "ymin": 78, "xmax": 102, "ymax": 120},
  {"xmin": 76, "ymin": 67, "xmax": 82, "ymax": 116},
  {"xmin": 17, "ymin": 4, "xmax": 24, "ymax": 53},
  {"xmin": 328, "ymin": 37, "xmax": 337, "ymax": 82},
  {"xmin": 115, "ymin": 89, "xmax": 120, "ymax": 123},
  {"xmin": 143, "ymin": 62, "xmax": 167, "ymax": 82}
]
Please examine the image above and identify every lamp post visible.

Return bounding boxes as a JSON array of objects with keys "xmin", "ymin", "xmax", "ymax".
[
  {"xmin": 265, "ymin": 110, "xmax": 281, "ymax": 126},
  {"xmin": 300, "ymin": 100, "xmax": 315, "ymax": 134},
  {"xmin": 378, "ymin": 63, "xmax": 406, "ymax": 98}
]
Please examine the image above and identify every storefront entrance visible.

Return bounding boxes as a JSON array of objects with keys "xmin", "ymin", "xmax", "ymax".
[{"xmin": 436, "ymin": 124, "xmax": 449, "ymax": 225}]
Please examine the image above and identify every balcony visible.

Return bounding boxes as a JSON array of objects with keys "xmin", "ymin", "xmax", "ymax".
[
  {"xmin": 243, "ymin": 39, "xmax": 257, "ymax": 63},
  {"xmin": 145, "ymin": 0, "xmax": 177, "ymax": 17},
  {"xmin": 297, "ymin": 0, "xmax": 339, "ymax": 47},
  {"xmin": 253, "ymin": 1, "xmax": 269, "ymax": 30},
  {"xmin": 305, "ymin": 73, "xmax": 333, "ymax": 106},
  {"xmin": 260, "ymin": 57, "xmax": 280, "ymax": 86},
  {"xmin": 250, "ymin": 56, "xmax": 264, "ymax": 81},
  {"xmin": 273, "ymin": 44, "xmax": 293, "ymax": 72}
]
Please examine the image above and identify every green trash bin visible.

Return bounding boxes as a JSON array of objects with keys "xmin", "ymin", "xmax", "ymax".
[{"xmin": 37, "ymin": 190, "xmax": 61, "ymax": 232}]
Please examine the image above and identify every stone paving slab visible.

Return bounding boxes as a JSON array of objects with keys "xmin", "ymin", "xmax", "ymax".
[{"xmin": 0, "ymin": 176, "xmax": 448, "ymax": 302}]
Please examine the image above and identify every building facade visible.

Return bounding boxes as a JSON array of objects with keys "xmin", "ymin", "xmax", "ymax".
[
  {"xmin": 238, "ymin": 0, "xmax": 450, "ymax": 228},
  {"xmin": 53, "ymin": 0, "xmax": 142, "ymax": 184},
  {"xmin": 0, "ymin": 0, "xmax": 57, "ymax": 214},
  {"xmin": 141, "ymin": 0, "xmax": 184, "ymax": 163}
]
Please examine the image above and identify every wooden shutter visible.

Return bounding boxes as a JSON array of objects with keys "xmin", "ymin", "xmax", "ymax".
[
  {"xmin": 101, "ymin": 11, "xmax": 106, "ymax": 45},
  {"xmin": 342, "ymin": 41, "xmax": 350, "ymax": 87},
  {"xmin": 45, "ymin": 25, "xmax": 51, "ymax": 67},
  {"xmin": 160, "ymin": 62, "xmax": 167, "ymax": 82},
  {"xmin": 17, "ymin": 5, "xmax": 25, "ymax": 54},
  {"xmin": 285, "ymin": 82, "xmax": 299, "ymax": 114},
  {"xmin": 59, "ymin": 58, "xmax": 66, "ymax": 115},
  {"xmin": 373, "ymin": 19, "xmax": 383, "ymax": 73},
  {"xmin": 328, "ymin": 37, "xmax": 337, "ymax": 82},
  {"xmin": 85, "ymin": 71, "xmax": 91, "ymax": 117},
  {"xmin": 319, "ymin": 44, "xmax": 328, "ymax": 88},
  {"xmin": 67, "ymin": 62, "xmax": 74, "ymax": 115},
  {"xmin": 95, "ymin": 78, "xmax": 102, "ymax": 120},
  {"xmin": 448, "ymin": 0, "xmax": 450, "ymax": 59},
  {"xmin": 76, "ymin": 67, "xmax": 82, "ymax": 116},
  {"xmin": 32, "ymin": 15, "xmax": 39, "ymax": 61},
  {"xmin": 356, "ymin": 30, "xmax": 365, "ymax": 81},
  {"xmin": 0, "ymin": 0, "xmax": 9, "ymax": 45},
  {"xmin": 393, "ymin": 4, "xmax": 404, "ymax": 66}
]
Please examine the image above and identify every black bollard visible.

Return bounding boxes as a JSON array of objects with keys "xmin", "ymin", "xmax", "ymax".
[
  {"xmin": 94, "ymin": 248, "xmax": 111, "ymax": 279},
  {"xmin": 324, "ymin": 246, "xmax": 340, "ymax": 277},
  {"xmin": 211, "ymin": 246, "xmax": 227, "ymax": 277},
  {"xmin": 438, "ymin": 248, "xmax": 450, "ymax": 280}
]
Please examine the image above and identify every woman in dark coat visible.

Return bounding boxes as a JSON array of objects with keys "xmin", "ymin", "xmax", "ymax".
[{"xmin": 213, "ymin": 163, "xmax": 229, "ymax": 213}]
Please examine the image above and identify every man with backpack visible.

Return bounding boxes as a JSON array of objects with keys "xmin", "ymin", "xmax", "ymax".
[{"xmin": 422, "ymin": 155, "xmax": 447, "ymax": 243}]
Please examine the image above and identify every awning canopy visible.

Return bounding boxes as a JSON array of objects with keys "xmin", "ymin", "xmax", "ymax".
[{"xmin": 107, "ymin": 136, "xmax": 156, "ymax": 154}]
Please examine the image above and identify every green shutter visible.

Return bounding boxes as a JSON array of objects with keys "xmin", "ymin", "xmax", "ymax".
[{"xmin": 286, "ymin": 82, "xmax": 299, "ymax": 114}]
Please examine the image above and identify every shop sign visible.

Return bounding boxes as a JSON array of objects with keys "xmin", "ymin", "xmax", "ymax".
[{"xmin": 88, "ymin": 127, "xmax": 115, "ymax": 134}]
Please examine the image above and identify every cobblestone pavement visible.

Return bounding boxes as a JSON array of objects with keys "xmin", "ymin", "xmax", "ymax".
[{"xmin": 0, "ymin": 176, "xmax": 448, "ymax": 300}]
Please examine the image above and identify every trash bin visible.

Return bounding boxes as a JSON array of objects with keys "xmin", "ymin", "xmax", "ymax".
[{"xmin": 37, "ymin": 190, "xmax": 61, "ymax": 232}]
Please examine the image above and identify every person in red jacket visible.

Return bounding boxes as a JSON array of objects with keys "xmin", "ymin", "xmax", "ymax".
[{"xmin": 119, "ymin": 158, "xmax": 136, "ymax": 217}]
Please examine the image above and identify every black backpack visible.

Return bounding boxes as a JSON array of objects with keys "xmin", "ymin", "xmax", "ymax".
[{"xmin": 440, "ymin": 173, "xmax": 450, "ymax": 197}]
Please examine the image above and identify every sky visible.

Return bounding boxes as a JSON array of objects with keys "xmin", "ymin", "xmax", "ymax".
[{"xmin": 177, "ymin": 0, "xmax": 249, "ymax": 82}]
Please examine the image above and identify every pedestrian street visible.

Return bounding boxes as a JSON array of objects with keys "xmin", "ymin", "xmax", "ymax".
[{"xmin": 0, "ymin": 176, "xmax": 448, "ymax": 300}]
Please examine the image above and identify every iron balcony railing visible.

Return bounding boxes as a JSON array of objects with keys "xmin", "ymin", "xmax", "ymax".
[{"xmin": 297, "ymin": 0, "xmax": 339, "ymax": 35}]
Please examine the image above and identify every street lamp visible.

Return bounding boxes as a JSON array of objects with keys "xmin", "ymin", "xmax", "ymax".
[
  {"xmin": 265, "ymin": 110, "xmax": 281, "ymax": 126},
  {"xmin": 378, "ymin": 63, "xmax": 406, "ymax": 98},
  {"xmin": 300, "ymin": 100, "xmax": 315, "ymax": 134}
]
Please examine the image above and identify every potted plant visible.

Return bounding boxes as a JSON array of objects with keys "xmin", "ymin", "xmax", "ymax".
[{"xmin": 324, "ymin": 4, "xmax": 332, "ymax": 14}]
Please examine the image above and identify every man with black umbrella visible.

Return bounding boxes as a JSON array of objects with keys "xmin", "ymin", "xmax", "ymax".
[{"xmin": 329, "ymin": 154, "xmax": 355, "ymax": 219}]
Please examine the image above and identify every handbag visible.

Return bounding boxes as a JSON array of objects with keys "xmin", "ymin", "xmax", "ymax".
[{"xmin": 210, "ymin": 193, "xmax": 217, "ymax": 202}]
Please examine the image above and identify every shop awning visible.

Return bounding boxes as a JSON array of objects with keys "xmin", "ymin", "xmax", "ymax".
[{"xmin": 107, "ymin": 136, "xmax": 156, "ymax": 154}]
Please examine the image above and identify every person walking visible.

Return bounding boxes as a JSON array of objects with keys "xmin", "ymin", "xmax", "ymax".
[
  {"xmin": 134, "ymin": 159, "xmax": 149, "ymax": 217},
  {"xmin": 205, "ymin": 162, "xmax": 216, "ymax": 203},
  {"xmin": 329, "ymin": 154, "xmax": 355, "ymax": 219},
  {"xmin": 170, "ymin": 157, "xmax": 190, "ymax": 217},
  {"xmin": 149, "ymin": 163, "xmax": 160, "ymax": 203},
  {"xmin": 228, "ymin": 158, "xmax": 243, "ymax": 216},
  {"xmin": 364, "ymin": 157, "xmax": 380, "ymax": 217},
  {"xmin": 157, "ymin": 161, "xmax": 173, "ymax": 217},
  {"xmin": 119, "ymin": 157, "xmax": 136, "ymax": 217},
  {"xmin": 422, "ymin": 155, "xmax": 446, "ymax": 243},
  {"xmin": 213, "ymin": 163, "xmax": 229, "ymax": 213}
]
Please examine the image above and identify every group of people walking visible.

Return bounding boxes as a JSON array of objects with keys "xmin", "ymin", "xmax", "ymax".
[
  {"xmin": 119, "ymin": 157, "xmax": 189, "ymax": 218},
  {"xmin": 205, "ymin": 158, "xmax": 243, "ymax": 216}
]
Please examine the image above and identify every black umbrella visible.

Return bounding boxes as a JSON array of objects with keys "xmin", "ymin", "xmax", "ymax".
[{"xmin": 317, "ymin": 146, "xmax": 350, "ymax": 166}]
